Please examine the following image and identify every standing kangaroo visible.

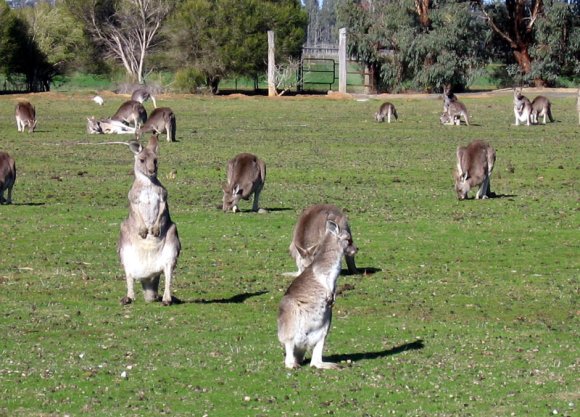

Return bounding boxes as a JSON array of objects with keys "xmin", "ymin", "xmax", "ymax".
[
  {"xmin": 530, "ymin": 96, "xmax": 554, "ymax": 124},
  {"xmin": 138, "ymin": 107, "xmax": 176, "ymax": 142},
  {"xmin": 443, "ymin": 84, "xmax": 458, "ymax": 112},
  {"xmin": 222, "ymin": 153, "xmax": 266, "ymax": 213},
  {"xmin": 288, "ymin": 204, "xmax": 358, "ymax": 276},
  {"xmin": 131, "ymin": 88, "xmax": 157, "ymax": 108},
  {"xmin": 0, "ymin": 152, "xmax": 16, "ymax": 205},
  {"xmin": 15, "ymin": 101, "xmax": 37, "ymax": 133},
  {"xmin": 112, "ymin": 100, "xmax": 148, "ymax": 129},
  {"xmin": 454, "ymin": 140, "xmax": 496, "ymax": 200},
  {"xmin": 374, "ymin": 102, "xmax": 398, "ymax": 123},
  {"xmin": 278, "ymin": 220, "xmax": 356, "ymax": 369},
  {"xmin": 118, "ymin": 135, "xmax": 181, "ymax": 306},
  {"xmin": 440, "ymin": 101, "xmax": 469, "ymax": 126},
  {"xmin": 513, "ymin": 87, "xmax": 532, "ymax": 126}
]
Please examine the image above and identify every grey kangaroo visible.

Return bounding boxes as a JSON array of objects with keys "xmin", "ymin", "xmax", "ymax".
[
  {"xmin": 440, "ymin": 101, "xmax": 469, "ymax": 126},
  {"xmin": 288, "ymin": 204, "xmax": 358, "ymax": 276},
  {"xmin": 118, "ymin": 135, "xmax": 181, "ymax": 306},
  {"xmin": 454, "ymin": 140, "xmax": 496, "ymax": 200},
  {"xmin": 222, "ymin": 153, "xmax": 266, "ymax": 213},
  {"xmin": 278, "ymin": 219, "xmax": 356, "ymax": 369},
  {"xmin": 15, "ymin": 101, "xmax": 37, "ymax": 133},
  {"xmin": 530, "ymin": 96, "xmax": 554, "ymax": 124},
  {"xmin": 0, "ymin": 152, "xmax": 16, "ymax": 204},
  {"xmin": 374, "ymin": 102, "xmax": 398, "ymax": 123},
  {"xmin": 137, "ymin": 107, "xmax": 176, "ymax": 142},
  {"xmin": 112, "ymin": 100, "xmax": 148, "ymax": 129}
]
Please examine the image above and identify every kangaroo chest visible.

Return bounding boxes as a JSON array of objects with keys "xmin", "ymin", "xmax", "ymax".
[{"xmin": 131, "ymin": 184, "xmax": 164, "ymax": 226}]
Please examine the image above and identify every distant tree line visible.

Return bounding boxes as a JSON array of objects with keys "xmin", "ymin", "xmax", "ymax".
[{"xmin": 0, "ymin": 0, "xmax": 577, "ymax": 93}]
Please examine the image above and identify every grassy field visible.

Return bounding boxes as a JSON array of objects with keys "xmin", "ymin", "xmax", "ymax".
[{"xmin": 0, "ymin": 90, "xmax": 578, "ymax": 417}]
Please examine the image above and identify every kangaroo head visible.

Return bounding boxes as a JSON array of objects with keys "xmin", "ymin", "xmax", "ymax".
[
  {"xmin": 222, "ymin": 184, "xmax": 242, "ymax": 212},
  {"xmin": 454, "ymin": 170, "xmax": 470, "ymax": 200},
  {"xmin": 131, "ymin": 135, "xmax": 159, "ymax": 179},
  {"xmin": 325, "ymin": 220, "xmax": 353, "ymax": 255}
]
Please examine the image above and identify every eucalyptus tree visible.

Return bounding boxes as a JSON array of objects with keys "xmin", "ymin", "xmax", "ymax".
[
  {"xmin": 65, "ymin": 0, "xmax": 173, "ymax": 84},
  {"xmin": 337, "ymin": 0, "xmax": 489, "ymax": 92}
]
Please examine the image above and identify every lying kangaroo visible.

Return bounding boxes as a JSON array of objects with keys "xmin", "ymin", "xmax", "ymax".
[
  {"xmin": 222, "ymin": 153, "xmax": 266, "ymax": 213},
  {"xmin": 86, "ymin": 117, "xmax": 137, "ymax": 134},
  {"xmin": 288, "ymin": 204, "xmax": 357, "ymax": 276},
  {"xmin": 112, "ymin": 100, "xmax": 148, "ymax": 129},
  {"xmin": 530, "ymin": 96, "xmax": 554, "ymax": 124},
  {"xmin": 137, "ymin": 107, "xmax": 176, "ymax": 142},
  {"xmin": 443, "ymin": 84, "xmax": 458, "ymax": 112},
  {"xmin": 440, "ymin": 101, "xmax": 469, "ymax": 126},
  {"xmin": 131, "ymin": 88, "xmax": 157, "ymax": 108},
  {"xmin": 513, "ymin": 87, "xmax": 532, "ymax": 126},
  {"xmin": 454, "ymin": 140, "xmax": 496, "ymax": 200},
  {"xmin": 0, "ymin": 152, "xmax": 16, "ymax": 205},
  {"xmin": 278, "ymin": 219, "xmax": 355, "ymax": 369},
  {"xmin": 118, "ymin": 135, "xmax": 181, "ymax": 306},
  {"xmin": 15, "ymin": 101, "xmax": 37, "ymax": 133},
  {"xmin": 374, "ymin": 102, "xmax": 398, "ymax": 123}
]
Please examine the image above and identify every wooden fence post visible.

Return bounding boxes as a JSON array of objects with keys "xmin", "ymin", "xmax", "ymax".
[
  {"xmin": 268, "ymin": 31, "xmax": 276, "ymax": 97},
  {"xmin": 338, "ymin": 28, "xmax": 347, "ymax": 94}
]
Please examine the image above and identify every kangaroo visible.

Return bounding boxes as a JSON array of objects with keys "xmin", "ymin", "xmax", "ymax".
[
  {"xmin": 440, "ymin": 101, "xmax": 469, "ymax": 126},
  {"xmin": 530, "ymin": 96, "xmax": 554, "ymax": 124},
  {"xmin": 513, "ymin": 87, "xmax": 532, "ymax": 126},
  {"xmin": 0, "ymin": 152, "xmax": 16, "ymax": 205},
  {"xmin": 118, "ymin": 135, "xmax": 181, "ymax": 306},
  {"xmin": 131, "ymin": 88, "xmax": 157, "ymax": 108},
  {"xmin": 15, "ymin": 101, "xmax": 37, "ymax": 133},
  {"xmin": 222, "ymin": 153, "xmax": 266, "ymax": 213},
  {"xmin": 454, "ymin": 140, "xmax": 496, "ymax": 200},
  {"xmin": 442, "ymin": 84, "xmax": 458, "ymax": 112},
  {"xmin": 288, "ymin": 204, "xmax": 357, "ymax": 276},
  {"xmin": 112, "ymin": 100, "xmax": 148, "ymax": 129},
  {"xmin": 278, "ymin": 219, "xmax": 355, "ymax": 369},
  {"xmin": 137, "ymin": 107, "xmax": 176, "ymax": 142},
  {"xmin": 86, "ymin": 117, "xmax": 137, "ymax": 134},
  {"xmin": 374, "ymin": 102, "xmax": 398, "ymax": 123}
]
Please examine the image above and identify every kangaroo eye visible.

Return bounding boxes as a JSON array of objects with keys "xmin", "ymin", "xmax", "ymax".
[{"xmin": 139, "ymin": 158, "xmax": 145, "ymax": 163}]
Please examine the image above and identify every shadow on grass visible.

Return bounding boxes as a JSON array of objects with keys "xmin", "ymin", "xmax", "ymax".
[
  {"xmin": 187, "ymin": 290, "xmax": 268, "ymax": 304},
  {"xmin": 341, "ymin": 267, "xmax": 381, "ymax": 276},
  {"xmin": 10, "ymin": 202, "xmax": 46, "ymax": 206},
  {"xmin": 326, "ymin": 340, "xmax": 425, "ymax": 364}
]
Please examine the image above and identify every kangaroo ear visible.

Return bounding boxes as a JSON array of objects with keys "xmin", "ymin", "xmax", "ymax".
[
  {"xmin": 233, "ymin": 184, "xmax": 242, "ymax": 195},
  {"xmin": 326, "ymin": 220, "xmax": 340, "ymax": 236},
  {"xmin": 296, "ymin": 243, "xmax": 317, "ymax": 259},
  {"xmin": 129, "ymin": 141, "xmax": 142, "ymax": 155},
  {"xmin": 147, "ymin": 135, "xmax": 159, "ymax": 153}
]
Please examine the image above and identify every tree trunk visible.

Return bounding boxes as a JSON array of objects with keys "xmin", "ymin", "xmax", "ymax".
[{"xmin": 415, "ymin": 0, "xmax": 431, "ymax": 29}]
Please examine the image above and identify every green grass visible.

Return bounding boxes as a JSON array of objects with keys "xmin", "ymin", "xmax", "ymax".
[{"xmin": 0, "ymin": 90, "xmax": 578, "ymax": 417}]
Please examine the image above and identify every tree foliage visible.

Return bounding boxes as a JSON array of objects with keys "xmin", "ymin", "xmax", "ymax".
[
  {"xmin": 169, "ymin": 0, "xmax": 307, "ymax": 92},
  {"xmin": 65, "ymin": 0, "xmax": 173, "ymax": 84},
  {"xmin": 0, "ymin": 3, "xmax": 54, "ymax": 91},
  {"xmin": 337, "ymin": 0, "xmax": 489, "ymax": 92}
]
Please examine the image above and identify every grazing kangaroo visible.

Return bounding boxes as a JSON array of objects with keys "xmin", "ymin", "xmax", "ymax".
[
  {"xmin": 530, "ymin": 96, "xmax": 554, "ymax": 124},
  {"xmin": 0, "ymin": 152, "xmax": 16, "ymax": 205},
  {"xmin": 131, "ymin": 88, "xmax": 157, "ymax": 108},
  {"xmin": 278, "ymin": 219, "xmax": 356, "ymax": 369},
  {"xmin": 443, "ymin": 84, "xmax": 458, "ymax": 112},
  {"xmin": 513, "ymin": 87, "xmax": 532, "ymax": 126},
  {"xmin": 454, "ymin": 140, "xmax": 496, "ymax": 200},
  {"xmin": 222, "ymin": 153, "xmax": 266, "ymax": 213},
  {"xmin": 138, "ymin": 107, "xmax": 176, "ymax": 142},
  {"xmin": 112, "ymin": 100, "xmax": 148, "ymax": 129},
  {"xmin": 118, "ymin": 135, "xmax": 181, "ymax": 306},
  {"xmin": 288, "ymin": 204, "xmax": 358, "ymax": 276},
  {"xmin": 15, "ymin": 101, "xmax": 37, "ymax": 133},
  {"xmin": 440, "ymin": 101, "xmax": 469, "ymax": 126},
  {"xmin": 86, "ymin": 117, "xmax": 137, "ymax": 134},
  {"xmin": 374, "ymin": 102, "xmax": 398, "ymax": 123}
]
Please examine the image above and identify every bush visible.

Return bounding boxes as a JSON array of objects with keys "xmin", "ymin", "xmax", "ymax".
[{"xmin": 174, "ymin": 67, "xmax": 205, "ymax": 93}]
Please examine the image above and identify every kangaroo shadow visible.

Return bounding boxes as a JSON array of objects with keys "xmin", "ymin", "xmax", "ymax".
[
  {"xmin": 341, "ymin": 267, "xmax": 381, "ymax": 276},
  {"xmin": 325, "ymin": 340, "xmax": 425, "ymax": 364},
  {"xmin": 10, "ymin": 202, "xmax": 46, "ymax": 206},
  {"xmin": 188, "ymin": 290, "xmax": 268, "ymax": 304},
  {"xmin": 488, "ymin": 192, "xmax": 517, "ymax": 199}
]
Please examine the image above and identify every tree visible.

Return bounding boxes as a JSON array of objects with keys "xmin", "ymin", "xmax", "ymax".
[
  {"xmin": 19, "ymin": 2, "xmax": 90, "ymax": 74},
  {"xmin": 65, "ymin": 0, "xmax": 173, "ymax": 84},
  {"xmin": 169, "ymin": 0, "xmax": 307, "ymax": 93},
  {"xmin": 0, "ymin": 3, "xmax": 54, "ymax": 92},
  {"xmin": 337, "ymin": 0, "xmax": 489, "ymax": 92}
]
